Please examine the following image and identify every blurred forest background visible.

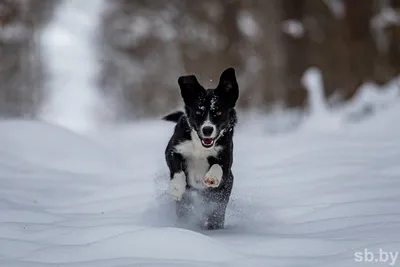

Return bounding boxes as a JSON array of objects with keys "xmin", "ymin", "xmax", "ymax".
[{"xmin": 0, "ymin": 0, "xmax": 399, "ymax": 120}]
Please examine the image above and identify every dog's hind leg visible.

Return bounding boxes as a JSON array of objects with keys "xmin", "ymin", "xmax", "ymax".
[
  {"xmin": 175, "ymin": 190, "xmax": 196, "ymax": 221},
  {"xmin": 201, "ymin": 202, "xmax": 228, "ymax": 230}
]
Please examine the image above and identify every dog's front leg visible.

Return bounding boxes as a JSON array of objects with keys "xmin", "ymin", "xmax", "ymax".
[
  {"xmin": 201, "ymin": 155, "xmax": 234, "ymax": 229},
  {"xmin": 166, "ymin": 151, "xmax": 186, "ymax": 201},
  {"xmin": 168, "ymin": 172, "xmax": 186, "ymax": 201},
  {"xmin": 203, "ymin": 164, "xmax": 223, "ymax": 188},
  {"xmin": 202, "ymin": 169, "xmax": 234, "ymax": 230}
]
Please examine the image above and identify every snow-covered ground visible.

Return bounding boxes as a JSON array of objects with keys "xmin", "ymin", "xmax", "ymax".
[
  {"xmin": 1, "ymin": 98, "xmax": 400, "ymax": 267},
  {"xmin": 2, "ymin": 0, "xmax": 400, "ymax": 266}
]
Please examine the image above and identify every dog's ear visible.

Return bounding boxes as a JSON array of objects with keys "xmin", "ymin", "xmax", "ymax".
[
  {"xmin": 178, "ymin": 75, "xmax": 205, "ymax": 107},
  {"xmin": 216, "ymin": 67, "xmax": 239, "ymax": 108}
]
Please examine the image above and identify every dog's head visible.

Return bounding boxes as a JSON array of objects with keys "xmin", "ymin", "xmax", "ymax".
[{"xmin": 178, "ymin": 67, "xmax": 239, "ymax": 148}]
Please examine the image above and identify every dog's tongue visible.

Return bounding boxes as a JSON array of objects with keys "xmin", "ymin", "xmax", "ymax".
[{"xmin": 203, "ymin": 138, "xmax": 214, "ymax": 145}]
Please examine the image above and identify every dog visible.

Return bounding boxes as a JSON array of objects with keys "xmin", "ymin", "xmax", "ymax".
[{"xmin": 162, "ymin": 67, "xmax": 239, "ymax": 230}]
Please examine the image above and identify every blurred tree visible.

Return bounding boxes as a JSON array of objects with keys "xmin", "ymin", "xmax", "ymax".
[
  {"xmin": 342, "ymin": 0, "xmax": 378, "ymax": 98},
  {"xmin": 240, "ymin": 0, "xmax": 309, "ymax": 109},
  {"xmin": 177, "ymin": 0, "xmax": 242, "ymax": 88},
  {"xmin": 0, "ymin": 0, "xmax": 57, "ymax": 118},
  {"xmin": 303, "ymin": 0, "xmax": 351, "ymax": 101},
  {"xmin": 281, "ymin": 0, "xmax": 308, "ymax": 108},
  {"xmin": 98, "ymin": 0, "xmax": 184, "ymax": 120},
  {"xmin": 238, "ymin": 0, "xmax": 287, "ymax": 109},
  {"xmin": 387, "ymin": 0, "xmax": 400, "ymax": 73},
  {"xmin": 304, "ymin": 0, "xmax": 399, "ymax": 102},
  {"xmin": 98, "ymin": 0, "xmax": 399, "ymax": 120}
]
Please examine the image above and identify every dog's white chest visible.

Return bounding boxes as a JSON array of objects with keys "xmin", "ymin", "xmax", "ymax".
[
  {"xmin": 185, "ymin": 157, "xmax": 209, "ymax": 189},
  {"xmin": 175, "ymin": 131, "xmax": 221, "ymax": 190}
]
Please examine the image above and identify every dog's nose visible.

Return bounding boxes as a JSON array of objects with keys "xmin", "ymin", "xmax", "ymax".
[{"xmin": 202, "ymin": 126, "xmax": 214, "ymax": 137}]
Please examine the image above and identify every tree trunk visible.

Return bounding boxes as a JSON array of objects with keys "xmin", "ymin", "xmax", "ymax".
[
  {"xmin": 236, "ymin": 0, "xmax": 288, "ymax": 109},
  {"xmin": 281, "ymin": 0, "xmax": 308, "ymax": 108},
  {"xmin": 0, "ymin": 0, "xmax": 56, "ymax": 117},
  {"xmin": 342, "ymin": 0, "xmax": 378, "ymax": 96},
  {"xmin": 388, "ymin": 0, "xmax": 400, "ymax": 73}
]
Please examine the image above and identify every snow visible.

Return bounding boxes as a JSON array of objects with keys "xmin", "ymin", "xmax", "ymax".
[
  {"xmin": 2, "ymin": 0, "xmax": 400, "ymax": 266},
  {"xmin": 323, "ymin": 0, "xmax": 346, "ymax": 20},
  {"xmin": 282, "ymin": 20, "xmax": 305, "ymax": 38},
  {"xmin": 38, "ymin": 0, "xmax": 104, "ymax": 134},
  {"xmin": 0, "ymin": 22, "xmax": 30, "ymax": 43},
  {"xmin": 302, "ymin": 67, "xmax": 400, "ymax": 130},
  {"xmin": 371, "ymin": 6, "xmax": 400, "ymax": 30},
  {"xmin": 104, "ymin": 2, "xmax": 177, "ymax": 48},
  {"xmin": 237, "ymin": 11, "xmax": 260, "ymax": 40},
  {"xmin": 371, "ymin": 6, "xmax": 400, "ymax": 53}
]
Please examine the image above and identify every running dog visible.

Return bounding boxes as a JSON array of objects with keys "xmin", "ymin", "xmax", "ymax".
[{"xmin": 162, "ymin": 67, "xmax": 239, "ymax": 230}]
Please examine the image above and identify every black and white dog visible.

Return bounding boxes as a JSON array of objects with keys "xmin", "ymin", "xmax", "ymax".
[{"xmin": 162, "ymin": 67, "xmax": 239, "ymax": 230}]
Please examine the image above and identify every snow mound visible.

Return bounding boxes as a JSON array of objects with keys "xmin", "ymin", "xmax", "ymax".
[
  {"xmin": 0, "ymin": 120, "xmax": 125, "ymax": 175},
  {"xmin": 23, "ymin": 227, "xmax": 241, "ymax": 264}
]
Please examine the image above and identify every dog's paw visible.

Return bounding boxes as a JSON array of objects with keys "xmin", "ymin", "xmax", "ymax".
[
  {"xmin": 203, "ymin": 177, "xmax": 220, "ymax": 188},
  {"xmin": 168, "ymin": 172, "xmax": 186, "ymax": 201},
  {"xmin": 203, "ymin": 164, "xmax": 223, "ymax": 188}
]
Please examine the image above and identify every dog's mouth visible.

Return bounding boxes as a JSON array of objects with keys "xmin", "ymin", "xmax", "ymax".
[{"xmin": 201, "ymin": 138, "xmax": 215, "ymax": 148}]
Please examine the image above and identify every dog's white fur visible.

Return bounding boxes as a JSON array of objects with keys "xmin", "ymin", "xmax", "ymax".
[
  {"xmin": 203, "ymin": 164, "xmax": 223, "ymax": 188},
  {"xmin": 172, "ymin": 130, "xmax": 222, "ymax": 192},
  {"xmin": 168, "ymin": 171, "xmax": 186, "ymax": 201}
]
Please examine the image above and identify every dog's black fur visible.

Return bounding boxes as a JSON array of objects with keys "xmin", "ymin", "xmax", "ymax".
[{"xmin": 162, "ymin": 68, "xmax": 239, "ymax": 230}]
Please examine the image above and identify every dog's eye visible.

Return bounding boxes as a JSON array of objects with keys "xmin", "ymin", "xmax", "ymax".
[
  {"xmin": 196, "ymin": 110, "xmax": 202, "ymax": 115},
  {"xmin": 215, "ymin": 111, "xmax": 222, "ymax": 116}
]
